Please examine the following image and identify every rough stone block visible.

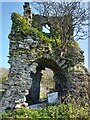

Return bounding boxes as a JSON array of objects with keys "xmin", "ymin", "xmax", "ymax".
[{"xmin": 59, "ymin": 60, "xmax": 66, "ymax": 67}]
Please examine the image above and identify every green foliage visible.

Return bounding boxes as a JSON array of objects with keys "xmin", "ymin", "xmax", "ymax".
[
  {"xmin": 2, "ymin": 103, "xmax": 89, "ymax": 119},
  {"xmin": 11, "ymin": 12, "xmax": 81, "ymax": 51},
  {"xmin": 11, "ymin": 12, "xmax": 82, "ymax": 65},
  {"xmin": 11, "ymin": 12, "xmax": 29, "ymax": 34},
  {"xmin": 25, "ymin": 27, "xmax": 61, "ymax": 48},
  {"xmin": 11, "ymin": 12, "xmax": 62, "ymax": 48}
]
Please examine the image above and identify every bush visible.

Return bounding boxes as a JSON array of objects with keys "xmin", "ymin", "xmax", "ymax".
[{"xmin": 1, "ymin": 103, "xmax": 89, "ymax": 119}]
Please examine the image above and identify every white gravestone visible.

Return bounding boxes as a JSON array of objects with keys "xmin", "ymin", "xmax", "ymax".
[{"xmin": 48, "ymin": 92, "xmax": 58, "ymax": 104}]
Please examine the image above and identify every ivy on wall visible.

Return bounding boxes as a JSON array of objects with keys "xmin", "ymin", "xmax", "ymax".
[
  {"xmin": 11, "ymin": 12, "xmax": 83, "ymax": 66},
  {"xmin": 11, "ymin": 12, "xmax": 29, "ymax": 33},
  {"xmin": 11, "ymin": 12, "xmax": 62, "ymax": 48}
]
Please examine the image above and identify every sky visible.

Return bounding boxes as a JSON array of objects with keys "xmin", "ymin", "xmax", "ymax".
[
  {"xmin": 0, "ymin": 2, "xmax": 89, "ymax": 69},
  {"xmin": 1, "ymin": 2, "xmax": 24, "ymax": 68}
]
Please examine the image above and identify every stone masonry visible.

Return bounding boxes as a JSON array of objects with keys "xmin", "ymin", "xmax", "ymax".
[{"xmin": 0, "ymin": 2, "xmax": 90, "ymax": 112}]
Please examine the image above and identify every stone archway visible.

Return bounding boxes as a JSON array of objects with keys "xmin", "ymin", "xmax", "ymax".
[{"xmin": 26, "ymin": 57, "xmax": 67, "ymax": 105}]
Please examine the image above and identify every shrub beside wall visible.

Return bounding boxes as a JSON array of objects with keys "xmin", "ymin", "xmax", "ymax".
[{"xmin": 1, "ymin": 103, "xmax": 89, "ymax": 119}]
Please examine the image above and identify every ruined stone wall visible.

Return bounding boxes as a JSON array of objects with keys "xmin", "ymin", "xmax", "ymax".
[
  {"xmin": 23, "ymin": 3, "xmax": 74, "ymax": 40},
  {"xmin": 0, "ymin": 5, "xmax": 90, "ymax": 112},
  {"xmin": 32, "ymin": 13, "xmax": 74, "ymax": 41},
  {"xmin": 0, "ymin": 28, "xmax": 89, "ymax": 112}
]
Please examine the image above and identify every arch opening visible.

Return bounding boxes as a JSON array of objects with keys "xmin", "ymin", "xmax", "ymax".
[
  {"xmin": 42, "ymin": 24, "xmax": 50, "ymax": 34},
  {"xmin": 26, "ymin": 58, "xmax": 67, "ymax": 105}
]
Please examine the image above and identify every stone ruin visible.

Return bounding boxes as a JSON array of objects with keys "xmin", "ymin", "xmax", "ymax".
[{"xmin": 0, "ymin": 2, "xmax": 90, "ymax": 112}]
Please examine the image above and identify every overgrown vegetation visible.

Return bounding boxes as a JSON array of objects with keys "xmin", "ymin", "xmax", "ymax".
[
  {"xmin": 1, "ymin": 103, "xmax": 89, "ymax": 119},
  {"xmin": 1, "ymin": 10, "xmax": 89, "ymax": 119},
  {"xmin": 11, "ymin": 12, "xmax": 81, "ymax": 59},
  {"xmin": 11, "ymin": 12, "xmax": 82, "ymax": 68},
  {"xmin": 11, "ymin": 12, "xmax": 29, "ymax": 34},
  {"xmin": 11, "ymin": 12, "xmax": 62, "ymax": 48}
]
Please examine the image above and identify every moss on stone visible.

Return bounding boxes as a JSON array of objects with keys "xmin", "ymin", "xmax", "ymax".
[
  {"xmin": 11, "ymin": 12, "xmax": 29, "ymax": 34},
  {"xmin": 11, "ymin": 12, "xmax": 62, "ymax": 48},
  {"xmin": 11, "ymin": 12, "xmax": 83, "ymax": 67}
]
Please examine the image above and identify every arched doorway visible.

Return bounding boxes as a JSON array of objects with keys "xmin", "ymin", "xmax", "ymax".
[{"xmin": 26, "ymin": 57, "xmax": 67, "ymax": 105}]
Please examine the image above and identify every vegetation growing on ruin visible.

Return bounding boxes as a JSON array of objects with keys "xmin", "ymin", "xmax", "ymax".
[
  {"xmin": 11, "ymin": 12, "xmax": 82, "ymax": 66},
  {"xmin": 1, "ymin": 103, "xmax": 89, "ymax": 119},
  {"xmin": 11, "ymin": 12, "xmax": 29, "ymax": 33},
  {"xmin": 1, "ymin": 6, "xmax": 89, "ymax": 119},
  {"xmin": 11, "ymin": 12, "xmax": 62, "ymax": 48},
  {"xmin": 11, "ymin": 13, "xmax": 80, "ymax": 47}
]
